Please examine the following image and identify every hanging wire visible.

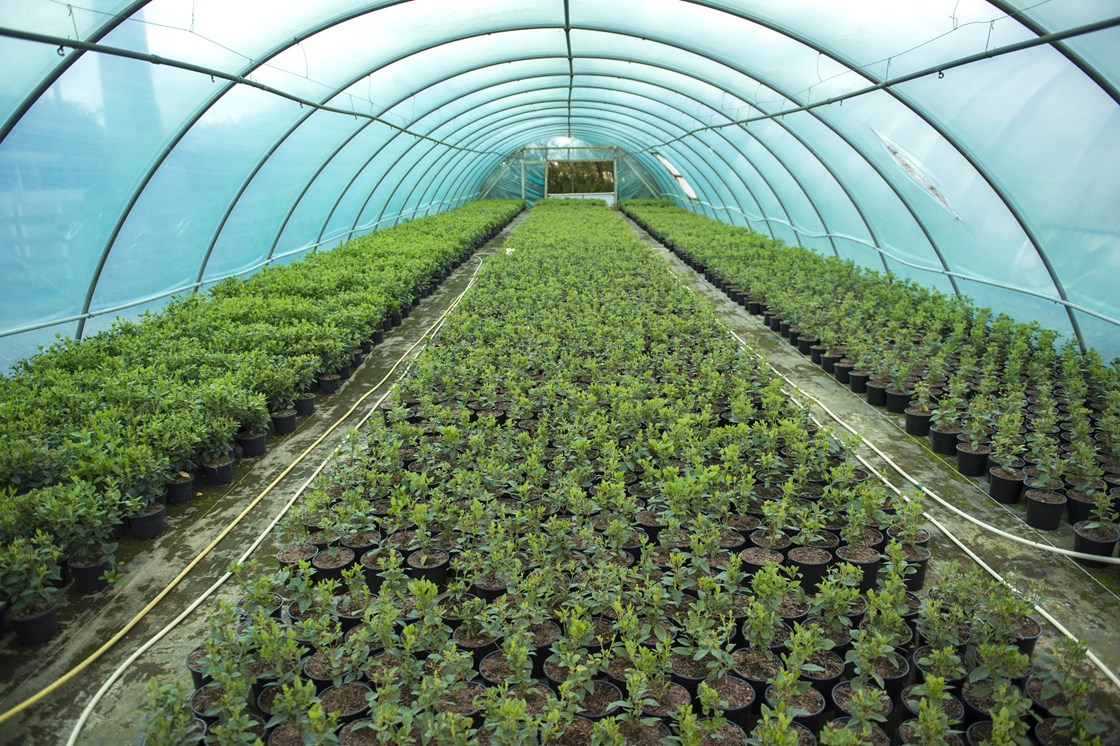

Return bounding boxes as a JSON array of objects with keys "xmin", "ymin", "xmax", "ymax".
[{"xmin": 66, "ymin": 4, "xmax": 79, "ymax": 40}]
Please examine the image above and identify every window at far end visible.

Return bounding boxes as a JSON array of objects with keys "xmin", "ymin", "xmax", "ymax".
[{"xmin": 653, "ymin": 153, "xmax": 699, "ymax": 200}]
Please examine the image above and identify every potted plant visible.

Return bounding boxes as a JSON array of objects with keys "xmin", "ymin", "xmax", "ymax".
[
  {"xmin": 988, "ymin": 407, "xmax": 1027, "ymax": 504},
  {"xmin": 821, "ymin": 683, "xmax": 890, "ymax": 745},
  {"xmin": 293, "ymin": 365, "xmax": 318, "ymax": 417},
  {"xmin": 142, "ymin": 679, "xmax": 205, "ymax": 745},
  {"xmin": 962, "ymin": 642, "xmax": 1031, "ymax": 723},
  {"xmin": 787, "ymin": 504, "xmax": 834, "ymax": 594},
  {"xmin": 265, "ymin": 677, "xmax": 341, "ymax": 744},
  {"xmin": 747, "ymin": 703, "xmax": 803, "ymax": 746},
  {"xmin": 845, "ymin": 627, "xmax": 909, "ymax": 700},
  {"xmin": 1071, "ymin": 490, "xmax": 1119, "ymax": 567},
  {"xmin": 0, "ymin": 530, "xmax": 63, "ymax": 645},
  {"xmin": 765, "ymin": 624, "xmax": 829, "ymax": 731},
  {"xmin": 904, "ymin": 380, "xmax": 937, "ymax": 436},
  {"xmin": 964, "ymin": 681, "xmax": 1033, "ymax": 746},
  {"xmin": 897, "ymin": 675, "xmax": 963, "ymax": 745},
  {"xmin": 956, "ymin": 414, "xmax": 992, "ymax": 478},
  {"xmin": 1023, "ymin": 449, "xmax": 1067, "ymax": 531},
  {"xmin": 929, "ymin": 393, "xmax": 965, "ymax": 456},
  {"xmin": 198, "ymin": 415, "xmax": 238, "ymax": 486},
  {"xmin": 236, "ymin": 403, "xmax": 270, "ymax": 458}
]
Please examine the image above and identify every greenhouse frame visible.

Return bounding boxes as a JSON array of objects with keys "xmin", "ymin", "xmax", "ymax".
[{"xmin": 1, "ymin": 2, "xmax": 1119, "ymax": 744}]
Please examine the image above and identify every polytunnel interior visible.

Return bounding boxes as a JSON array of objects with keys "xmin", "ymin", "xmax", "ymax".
[{"xmin": 2, "ymin": 1, "xmax": 1120, "ymax": 370}]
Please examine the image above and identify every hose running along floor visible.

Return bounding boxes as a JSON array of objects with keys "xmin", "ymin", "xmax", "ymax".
[{"xmin": 626, "ymin": 214, "xmax": 1120, "ymax": 730}]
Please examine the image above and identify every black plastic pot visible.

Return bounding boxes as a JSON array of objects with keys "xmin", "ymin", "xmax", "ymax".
[
  {"xmin": 406, "ymin": 548, "xmax": 450, "ymax": 588},
  {"xmin": 271, "ymin": 410, "xmax": 297, "ymax": 436},
  {"xmin": 318, "ymin": 373, "xmax": 341, "ymax": 394},
  {"xmin": 311, "ymin": 547, "xmax": 356, "ymax": 583},
  {"xmin": 833, "ymin": 361, "xmax": 854, "ymax": 384},
  {"xmin": 988, "ymin": 467, "xmax": 1025, "ymax": 504},
  {"xmin": 320, "ymin": 682, "xmax": 372, "ymax": 724},
  {"xmin": 903, "ymin": 545, "xmax": 932, "ymax": 592},
  {"xmin": 788, "ymin": 546, "xmax": 832, "ymax": 594},
  {"xmin": 10, "ymin": 604, "xmax": 60, "ymax": 646},
  {"xmin": 849, "ymin": 371, "xmax": 870, "ymax": 394},
  {"xmin": 129, "ymin": 503, "xmax": 167, "ymax": 540},
  {"xmin": 1066, "ymin": 493, "xmax": 1095, "ymax": 525},
  {"xmin": 294, "ymin": 393, "xmax": 316, "ymax": 417},
  {"xmin": 904, "ymin": 408, "xmax": 932, "ymax": 436},
  {"xmin": 866, "ymin": 381, "xmax": 888, "ymax": 407},
  {"xmin": 202, "ymin": 458, "xmax": 234, "ymax": 486},
  {"xmin": 237, "ymin": 432, "xmax": 267, "ymax": 458},
  {"xmin": 886, "ymin": 388, "xmax": 914, "ymax": 413},
  {"xmin": 1025, "ymin": 490, "xmax": 1067, "ymax": 531},
  {"xmin": 765, "ymin": 685, "xmax": 825, "ymax": 733},
  {"xmin": 956, "ymin": 445, "xmax": 990, "ymax": 477},
  {"xmin": 1072, "ymin": 521, "xmax": 1119, "ymax": 567},
  {"xmin": 166, "ymin": 474, "xmax": 195, "ymax": 505},
  {"xmin": 929, "ymin": 427, "xmax": 961, "ymax": 455},
  {"xmin": 836, "ymin": 544, "xmax": 881, "ymax": 593},
  {"xmin": 71, "ymin": 560, "xmax": 110, "ymax": 594},
  {"xmin": 797, "ymin": 337, "xmax": 817, "ymax": 356}
]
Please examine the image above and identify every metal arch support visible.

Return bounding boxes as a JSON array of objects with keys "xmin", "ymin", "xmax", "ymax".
[
  {"xmin": 406, "ymin": 74, "xmax": 821, "ymax": 244},
  {"xmin": 394, "ymin": 114, "xmax": 669, "ymax": 227},
  {"xmin": 382, "ymin": 114, "xmax": 701, "ymax": 227},
  {"xmin": 432, "ymin": 129, "xmax": 684, "ymax": 219},
  {"xmin": 983, "ymin": 0, "xmax": 1120, "ymax": 107},
  {"xmin": 362, "ymin": 100, "xmax": 742, "ymax": 233},
  {"xmin": 263, "ymin": 118, "xmax": 380, "ymax": 263},
  {"xmin": 229, "ymin": 27, "xmax": 963, "ymax": 300},
  {"xmin": 676, "ymin": 0, "xmax": 1087, "ymax": 349},
  {"xmin": 362, "ymin": 96, "xmax": 778, "ymax": 239},
  {"xmin": 58, "ymin": 21, "xmax": 920, "ymax": 332},
  {"xmin": 443, "ymin": 121, "xmax": 687, "ymax": 211},
  {"xmin": 67, "ymin": 28, "xmax": 548, "ymax": 337},
  {"xmin": 45, "ymin": 15, "xmax": 990, "ymax": 324},
  {"xmin": 367, "ymin": 88, "xmax": 797, "ymax": 232},
  {"xmin": 557, "ymin": 53, "xmax": 958, "ymax": 290},
  {"xmin": 371, "ymin": 84, "xmax": 833, "ymax": 256},
  {"xmin": 0, "ymin": 0, "xmax": 151, "ymax": 146},
  {"xmin": 562, "ymin": 0, "xmax": 574, "ymax": 136},
  {"xmin": 345, "ymin": 87, "xmax": 762, "ymax": 234},
  {"xmin": 379, "ymin": 105, "xmax": 729, "ymax": 227},
  {"xmin": 367, "ymin": 87, "xmax": 790, "ymax": 241}
]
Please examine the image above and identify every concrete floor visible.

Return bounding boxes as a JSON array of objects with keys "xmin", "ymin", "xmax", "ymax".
[{"xmin": 1, "ymin": 209, "xmax": 1116, "ymax": 744}]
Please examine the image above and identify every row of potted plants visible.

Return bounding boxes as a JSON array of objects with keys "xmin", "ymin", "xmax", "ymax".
[
  {"xmin": 0, "ymin": 200, "xmax": 523, "ymax": 648},
  {"xmin": 621, "ymin": 200, "xmax": 1120, "ymax": 564},
  {"xmin": 141, "ymin": 200, "xmax": 1105, "ymax": 745}
]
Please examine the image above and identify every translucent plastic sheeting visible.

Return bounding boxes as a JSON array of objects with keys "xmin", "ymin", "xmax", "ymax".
[
  {"xmin": 2, "ymin": 0, "xmax": 1119, "ymax": 368},
  {"xmin": 0, "ymin": 0, "xmax": 133, "ymax": 125}
]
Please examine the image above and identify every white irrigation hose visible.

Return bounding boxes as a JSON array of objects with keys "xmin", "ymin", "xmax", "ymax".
[{"xmin": 65, "ymin": 257, "xmax": 489, "ymax": 746}]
